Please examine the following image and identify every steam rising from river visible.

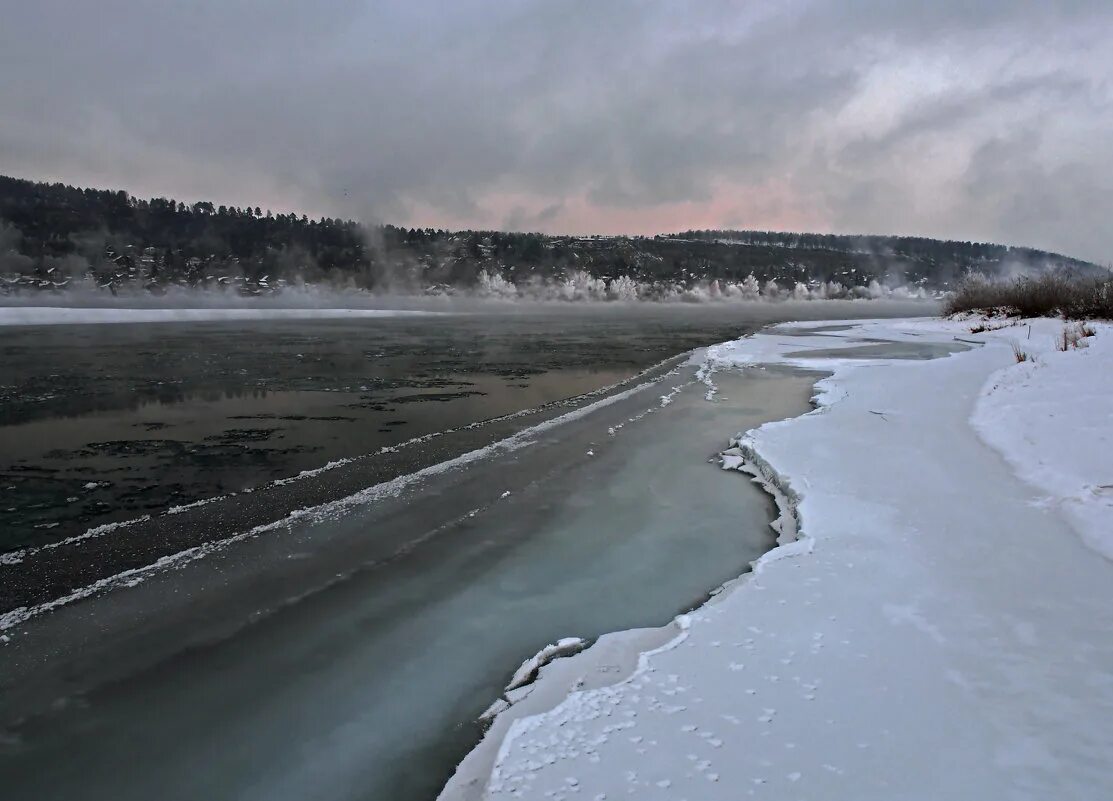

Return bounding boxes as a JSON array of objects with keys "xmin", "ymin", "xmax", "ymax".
[{"xmin": 0, "ymin": 272, "xmax": 934, "ymax": 313}]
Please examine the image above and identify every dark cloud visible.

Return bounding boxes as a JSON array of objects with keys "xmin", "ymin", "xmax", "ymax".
[{"xmin": 1, "ymin": 0, "xmax": 1110, "ymax": 261}]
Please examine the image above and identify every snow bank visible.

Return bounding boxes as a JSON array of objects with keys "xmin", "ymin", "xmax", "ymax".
[
  {"xmin": 443, "ymin": 315, "xmax": 1113, "ymax": 800},
  {"xmin": 0, "ymin": 306, "xmax": 437, "ymax": 326},
  {"xmin": 971, "ymin": 320, "xmax": 1113, "ymax": 560}
]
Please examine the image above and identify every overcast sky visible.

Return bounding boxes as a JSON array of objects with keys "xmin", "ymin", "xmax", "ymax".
[{"xmin": 2, "ymin": 1, "xmax": 1110, "ymax": 261}]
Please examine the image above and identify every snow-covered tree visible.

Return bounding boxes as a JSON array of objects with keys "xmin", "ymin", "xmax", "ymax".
[
  {"xmin": 607, "ymin": 275, "xmax": 640, "ymax": 301},
  {"xmin": 476, "ymin": 269, "xmax": 518, "ymax": 299}
]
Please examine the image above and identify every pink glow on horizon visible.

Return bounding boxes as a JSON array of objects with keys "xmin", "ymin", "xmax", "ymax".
[{"xmin": 403, "ymin": 179, "xmax": 831, "ymax": 236}]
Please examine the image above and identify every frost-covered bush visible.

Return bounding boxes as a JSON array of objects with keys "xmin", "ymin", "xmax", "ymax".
[
  {"xmin": 461, "ymin": 268, "xmax": 933, "ymax": 305},
  {"xmin": 944, "ymin": 273, "xmax": 1113, "ymax": 319},
  {"xmin": 606, "ymin": 275, "xmax": 640, "ymax": 301},
  {"xmin": 476, "ymin": 269, "xmax": 519, "ymax": 299}
]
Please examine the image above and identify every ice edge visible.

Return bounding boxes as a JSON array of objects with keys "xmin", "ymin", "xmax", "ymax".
[{"xmin": 442, "ymin": 343, "xmax": 834, "ymax": 800}]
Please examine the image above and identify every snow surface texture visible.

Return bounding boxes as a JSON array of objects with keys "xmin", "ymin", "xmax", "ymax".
[
  {"xmin": 0, "ymin": 306, "xmax": 436, "ymax": 326},
  {"xmin": 443, "ymin": 316, "xmax": 1113, "ymax": 801},
  {"xmin": 971, "ymin": 324, "xmax": 1113, "ymax": 562}
]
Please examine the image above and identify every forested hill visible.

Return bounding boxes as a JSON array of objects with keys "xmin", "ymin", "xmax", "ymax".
[{"xmin": 0, "ymin": 175, "xmax": 1104, "ymax": 297}]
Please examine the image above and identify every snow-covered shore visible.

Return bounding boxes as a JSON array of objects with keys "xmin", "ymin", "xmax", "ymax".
[{"xmin": 442, "ymin": 316, "xmax": 1113, "ymax": 800}]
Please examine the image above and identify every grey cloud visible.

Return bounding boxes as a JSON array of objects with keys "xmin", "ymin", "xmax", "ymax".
[
  {"xmin": 1, "ymin": 0, "xmax": 1111, "ymax": 260},
  {"xmin": 504, "ymin": 202, "xmax": 565, "ymax": 232}
]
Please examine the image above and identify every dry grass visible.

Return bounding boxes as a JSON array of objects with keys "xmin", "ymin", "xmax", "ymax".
[
  {"xmin": 1056, "ymin": 322, "xmax": 1097, "ymax": 351},
  {"xmin": 945, "ymin": 273, "xmax": 1113, "ymax": 319},
  {"xmin": 1012, "ymin": 343, "xmax": 1033, "ymax": 363},
  {"xmin": 969, "ymin": 321, "xmax": 1012, "ymax": 334},
  {"xmin": 1057, "ymin": 325, "xmax": 1081, "ymax": 351}
]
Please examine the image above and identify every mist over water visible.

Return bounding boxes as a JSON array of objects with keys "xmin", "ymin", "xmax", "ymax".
[
  {"xmin": 0, "ymin": 281, "xmax": 938, "ymax": 316},
  {"xmin": 0, "ymin": 299, "xmax": 932, "ymax": 550}
]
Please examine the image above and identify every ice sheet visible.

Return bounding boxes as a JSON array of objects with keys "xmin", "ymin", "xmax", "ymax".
[{"xmin": 445, "ymin": 315, "xmax": 1113, "ymax": 800}]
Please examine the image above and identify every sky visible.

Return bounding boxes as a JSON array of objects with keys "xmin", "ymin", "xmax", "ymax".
[{"xmin": 1, "ymin": 0, "xmax": 1111, "ymax": 262}]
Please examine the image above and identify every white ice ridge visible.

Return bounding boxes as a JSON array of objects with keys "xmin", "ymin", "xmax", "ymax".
[
  {"xmin": 0, "ymin": 306, "xmax": 438, "ymax": 326},
  {"xmin": 505, "ymin": 638, "xmax": 588, "ymax": 692},
  {"xmin": 442, "ymin": 315, "xmax": 1113, "ymax": 800}
]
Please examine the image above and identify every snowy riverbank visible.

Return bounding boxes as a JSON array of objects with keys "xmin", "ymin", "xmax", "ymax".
[{"xmin": 441, "ymin": 316, "xmax": 1113, "ymax": 800}]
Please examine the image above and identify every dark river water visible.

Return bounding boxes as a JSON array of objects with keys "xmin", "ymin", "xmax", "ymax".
[
  {"xmin": 0, "ymin": 299, "xmax": 932, "ymax": 801},
  {"xmin": 0, "ymin": 305, "xmax": 751, "ymax": 551},
  {"xmin": 0, "ymin": 300, "xmax": 929, "ymax": 553}
]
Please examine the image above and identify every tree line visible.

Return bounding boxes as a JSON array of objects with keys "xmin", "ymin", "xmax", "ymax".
[{"xmin": 0, "ymin": 175, "xmax": 1102, "ymax": 293}]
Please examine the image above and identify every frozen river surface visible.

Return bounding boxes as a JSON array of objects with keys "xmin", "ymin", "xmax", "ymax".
[
  {"xmin": 1, "ymin": 362, "xmax": 817, "ymax": 800},
  {"xmin": 0, "ymin": 301, "xmax": 930, "ymax": 800}
]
